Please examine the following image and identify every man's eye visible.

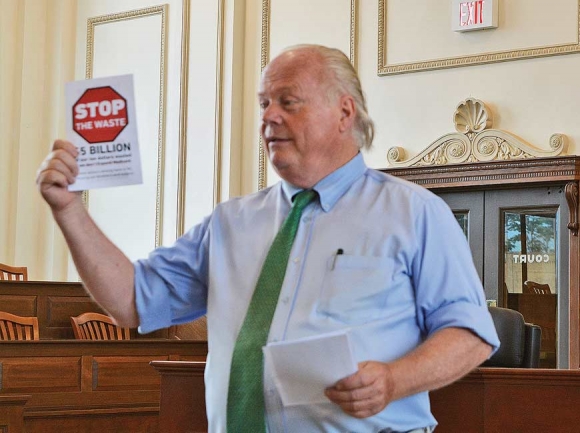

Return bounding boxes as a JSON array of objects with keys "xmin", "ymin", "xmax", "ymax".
[
  {"xmin": 281, "ymin": 99, "xmax": 297, "ymax": 107},
  {"xmin": 259, "ymin": 101, "xmax": 269, "ymax": 109}
]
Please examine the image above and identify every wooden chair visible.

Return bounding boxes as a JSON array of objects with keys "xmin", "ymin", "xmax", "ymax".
[
  {"xmin": 70, "ymin": 312, "xmax": 130, "ymax": 340},
  {"xmin": 0, "ymin": 311, "xmax": 39, "ymax": 340},
  {"xmin": 523, "ymin": 280, "xmax": 552, "ymax": 295},
  {"xmin": 0, "ymin": 263, "xmax": 28, "ymax": 281}
]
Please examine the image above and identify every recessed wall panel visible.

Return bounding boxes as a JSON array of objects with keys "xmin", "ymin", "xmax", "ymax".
[{"xmin": 86, "ymin": 7, "xmax": 167, "ymax": 260}]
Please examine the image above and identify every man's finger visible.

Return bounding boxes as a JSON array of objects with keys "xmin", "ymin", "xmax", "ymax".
[{"xmin": 325, "ymin": 382, "xmax": 377, "ymax": 403}]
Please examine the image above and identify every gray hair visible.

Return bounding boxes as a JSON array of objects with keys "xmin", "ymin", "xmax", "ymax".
[{"xmin": 281, "ymin": 44, "xmax": 375, "ymax": 150}]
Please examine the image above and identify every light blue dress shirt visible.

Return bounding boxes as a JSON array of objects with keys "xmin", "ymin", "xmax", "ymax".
[{"xmin": 134, "ymin": 153, "xmax": 500, "ymax": 433}]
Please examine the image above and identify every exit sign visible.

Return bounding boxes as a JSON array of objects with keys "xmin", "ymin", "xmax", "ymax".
[{"xmin": 452, "ymin": 0, "xmax": 498, "ymax": 32}]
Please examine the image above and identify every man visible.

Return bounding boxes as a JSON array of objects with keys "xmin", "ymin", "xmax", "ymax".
[{"xmin": 37, "ymin": 44, "xmax": 499, "ymax": 432}]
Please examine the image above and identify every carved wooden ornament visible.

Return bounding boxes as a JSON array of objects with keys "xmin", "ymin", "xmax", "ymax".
[{"xmin": 387, "ymin": 98, "xmax": 567, "ymax": 167}]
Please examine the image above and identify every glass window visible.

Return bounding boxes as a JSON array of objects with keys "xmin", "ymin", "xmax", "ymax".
[
  {"xmin": 503, "ymin": 207, "xmax": 558, "ymax": 368},
  {"xmin": 453, "ymin": 211, "xmax": 469, "ymax": 239}
]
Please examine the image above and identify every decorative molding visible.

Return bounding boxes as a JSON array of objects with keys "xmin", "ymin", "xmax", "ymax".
[
  {"xmin": 85, "ymin": 5, "xmax": 168, "ymax": 247},
  {"xmin": 378, "ymin": 0, "xmax": 580, "ymax": 76},
  {"xmin": 92, "ymin": 359, "xmax": 98, "ymax": 390},
  {"xmin": 350, "ymin": 0, "xmax": 358, "ymax": 68},
  {"xmin": 382, "ymin": 156, "xmax": 580, "ymax": 192},
  {"xmin": 176, "ymin": 0, "xmax": 191, "ymax": 238},
  {"xmin": 213, "ymin": 0, "xmax": 225, "ymax": 210},
  {"xmin": 258, "ymin": 0, "xmax": 271, "ymax": 191},
  {"xmin": 387, "ymin": 98, "xmax": 567, "ymax": 168},
  {"xmin": 566, "ymin": 182, "xmax": 579, "ymax": 236},
  {"xmin": 258, "ymin": 0, "xmax": 359, "ymax": 190}
]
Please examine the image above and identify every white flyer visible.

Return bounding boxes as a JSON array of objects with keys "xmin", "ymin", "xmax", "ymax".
[
  {"xmin": 65, "ymin": 74, "xmax": 142, "ymax": 191},
  {"xmin": 263, "ymin": 330, "xmax": 358, "ymax": 406}
]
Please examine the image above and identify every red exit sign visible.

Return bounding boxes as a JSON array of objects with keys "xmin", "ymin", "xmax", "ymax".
[{"xmin": 452, "ymin": 0, "xmax": 498, "ymax": 32}]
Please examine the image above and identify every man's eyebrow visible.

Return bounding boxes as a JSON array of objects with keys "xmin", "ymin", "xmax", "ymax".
[{"xmin": 257, "ymin": 86, "xmax": 299, "ymax": 98}]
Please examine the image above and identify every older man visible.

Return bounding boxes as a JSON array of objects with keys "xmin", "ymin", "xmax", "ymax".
[{"xmin": 37, "ymin": 44, "xmax": 499, "ymax": 433}]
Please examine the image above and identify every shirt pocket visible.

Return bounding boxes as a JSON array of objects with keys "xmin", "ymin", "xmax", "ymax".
[{"xmin": 316, "ymin": 255, "xmax": 393, "ymax": 325}]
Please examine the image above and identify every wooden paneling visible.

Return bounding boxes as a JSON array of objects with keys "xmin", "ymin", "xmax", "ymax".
[
  {"xmin": 92, "ymin": 356, "xmax": 167, "ymax": 391},
  {"xmin": 151, "ymin": 361, "xmax": 207, "ymax": 433},
  {"xmin": 1, "ymin": 295, "xmax": 37, "ymax": 317},
  {"xmin": 431, "ymin": 368, "xmax": 580, "ymax": 432},
  {"xmin": 508, "ymin": 293, "xmax": 557, "ymax": 367},
  {"xmin": 0, "ymin": 281, "xmax": 169, "ymax": 339},
  {"xmin": 0, "ymin": 340, "xmax": 207, "ymax": 433},
  {"xmin": 0, "ymin": 395, "xmax": 30, "ymax": 433},
  {"xmin": 0, "ymin": 357, "xmax": 80, "ymax": 393},
  {"xmin": 150, "ymin": 361, "xmax": 580, "ymax": 433},
  {"xmin": 24, "ymin": 409, "xmax": 159, "ymax": 433}
]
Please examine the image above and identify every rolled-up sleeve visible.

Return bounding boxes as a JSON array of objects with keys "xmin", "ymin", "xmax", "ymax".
[
  {"xmin": 412, "ymin": 197, "xmax": 500, "ymax": 353},
  {"xmin": 134, "ymin": 216, "xmax": 211, "ymax": 334}
]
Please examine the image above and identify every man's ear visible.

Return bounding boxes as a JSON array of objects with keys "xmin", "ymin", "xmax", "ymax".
[{"xmin": 338, "ymin": 95, "xmax": 356, "ymax": 133}]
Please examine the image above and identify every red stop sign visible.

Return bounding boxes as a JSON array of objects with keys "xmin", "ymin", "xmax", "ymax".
[{"xmin": 73, "ymin": 86, "xmax": 129, "ymax": 144}]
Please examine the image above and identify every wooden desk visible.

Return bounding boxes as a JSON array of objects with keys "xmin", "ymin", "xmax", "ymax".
[
  {"xmin": 430, "ymin": 368, "xmax": 580, "ymax": 432},
  {"xmin": 0, "ymin": 340, "xmax": 207, "ymax": 433},
  {"xmin": 152, "ymin": 362, "xmax": 580, "ymax": 433}
]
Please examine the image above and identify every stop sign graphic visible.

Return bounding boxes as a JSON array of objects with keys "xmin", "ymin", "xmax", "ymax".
[{"xmin": 73, "ymin": 86, "xmax": 128, "ymax": 144}]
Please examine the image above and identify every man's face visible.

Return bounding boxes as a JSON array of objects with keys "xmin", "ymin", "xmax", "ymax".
[{"xmin": 258, "ymin": 51, "xmax": 352, "ymax": 188}]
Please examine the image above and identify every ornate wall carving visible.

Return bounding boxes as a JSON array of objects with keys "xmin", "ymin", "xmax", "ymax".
[{"xmin": 387, "ymin": 98, "xmax": 567, "ymax": 167}]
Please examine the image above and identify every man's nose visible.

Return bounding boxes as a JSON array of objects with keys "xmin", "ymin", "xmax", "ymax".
[{"xmin": 261, "ymin": 103, "xmax": 283, "ymax": 125}]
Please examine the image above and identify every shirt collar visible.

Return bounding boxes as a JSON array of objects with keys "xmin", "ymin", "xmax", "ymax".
[{"xmin": 281, "ymin": 152, "xmax": 367, "ymax": 212}]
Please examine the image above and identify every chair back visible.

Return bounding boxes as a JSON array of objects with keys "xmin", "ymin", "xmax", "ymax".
[
  {"xmin": 70, "ymin": 312, "xmax": 131, "ymax": 340},
  {"xmin": 0, "ymin": 263, "xmax": 28, "ymax": 281},
  {"xmin": 482, "ymin": 306, "xmax": 541, "ymax": 368},
  {"xmin": 523, "ymin": 280, "xmax": 551, "ymax": 294},
  {"xmin": 0, "ymin": 311, "xmax": 39, "ymax": 340}
]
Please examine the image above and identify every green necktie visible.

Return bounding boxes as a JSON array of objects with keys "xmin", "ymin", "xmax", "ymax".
[{"xmin": 226, "ymin": 189, "xmax": 318, "ymax": 432}]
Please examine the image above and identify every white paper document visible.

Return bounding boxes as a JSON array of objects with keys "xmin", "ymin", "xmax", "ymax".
[
  {"xmin": 65, "ymin": 74, "xmax": 142, "ymax": 191},
  {"xmin": 263, "ymin": 330, "xmax": 358, "ymax": 406}
]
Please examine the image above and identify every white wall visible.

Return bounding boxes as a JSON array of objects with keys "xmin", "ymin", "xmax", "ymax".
[
  {"xmin": 238, "ymin": 0, "xmax": 580, "ymax": 191},
  {"xmin": 2, "ymin": 0, "xmax": 580, "ymax": 281}
]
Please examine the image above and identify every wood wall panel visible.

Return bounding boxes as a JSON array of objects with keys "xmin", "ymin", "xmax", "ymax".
[
  {"xmin": 0, "ymin": 395, "xmax": 29, "ymax": 433},
  {"xmin": 0, "ymin": 281, "xmax": 170, "ymax": 339},
  {"xmin": 0, "ymin": 340, "xmax": 207, "ymax": 432},
  {"xmin": 0, "ymin": 357, "xmax": 81, "ymax": 393},
  {"xmin": 24, "ymin": 409, "xmax": 159, "ymax": 433},
  {"xmin": 151, "ymin": 361, "xmax": 580, "ymax": 433},
  {"xmin": 46, "ymin": 296, "xmax": 102, "ymax": 327},
  {"xmin": 151, "ymin": 361, "xmax": 207, "ymax": 433},
  {"xmin": 430, "ymin": 368, "xmax": 580, "ymax": 432},
  {"xmin": 0, "ymin": 295, "xmax": 37, "ymax": 317},
  {"xmin": 92, "ymin": 356, "xmax": 167, "ymax": 391}
]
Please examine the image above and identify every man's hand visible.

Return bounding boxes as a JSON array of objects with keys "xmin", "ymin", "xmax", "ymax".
[
  {"xmin": 36, "ymin": 139, "xmax": 82, "ymax": 212},
  {"xmin": 325, "ymin": 328, "xmax": 492, "ymax": 419},
  {"xmin": 325, "ymin": 361, "xmax": 395, "ymax": 418}
]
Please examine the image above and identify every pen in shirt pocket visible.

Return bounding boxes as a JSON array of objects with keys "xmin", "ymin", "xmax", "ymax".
[{"xmin": 332, "ymin": 248, "xmax": 344, "ymax": 270}]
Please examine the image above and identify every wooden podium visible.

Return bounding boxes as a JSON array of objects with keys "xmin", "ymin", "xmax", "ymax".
[{"xmin": 150, "ymin": 361, "xmax": 208, "ymax": 433}]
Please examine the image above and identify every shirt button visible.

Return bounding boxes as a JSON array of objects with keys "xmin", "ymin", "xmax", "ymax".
[
  {"xmin": 293, "ymin": 257, "xmax": 300, "ymax": 263},
  {"xmin": 303, "ymin": 216, "xmax": 311, "ymax": 223},
  {"xmin": 281, "ymin": 296, "xmax": 290, "ymax": 304}
]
